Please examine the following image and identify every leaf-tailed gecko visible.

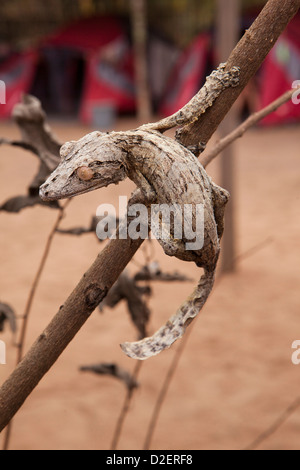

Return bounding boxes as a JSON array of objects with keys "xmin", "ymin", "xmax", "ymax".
[{"xmin": 40, "ymin": 63, "xmax": 240, "ymax": 360}]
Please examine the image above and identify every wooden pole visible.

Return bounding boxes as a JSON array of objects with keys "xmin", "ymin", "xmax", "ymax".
[
  {"xmin": 130, "ymin": 0, "xmax": 152, "ymax": 123},
  {"xmin": 216, "ymin": 0, "xmax": 240, "ymax": 272}
]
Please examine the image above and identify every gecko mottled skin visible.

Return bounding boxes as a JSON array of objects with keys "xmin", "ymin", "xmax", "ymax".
[{"xmin": 40, "ymin": 63, "xmax": 240, "ymax": 360}]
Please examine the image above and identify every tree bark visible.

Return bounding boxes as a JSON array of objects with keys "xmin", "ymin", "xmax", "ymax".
[{"xmin": 0, "ymin": 0, "xmax": 299, "ymax": 433}]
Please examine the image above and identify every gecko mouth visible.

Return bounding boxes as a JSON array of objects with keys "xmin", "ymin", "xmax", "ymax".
[{"xmin": 39, "ymin": 180, "xmax": 103, "ymax": 201}]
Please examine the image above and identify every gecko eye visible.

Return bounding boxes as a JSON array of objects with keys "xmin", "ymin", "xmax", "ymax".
[{"xmin": 77, "ymin": 166, "xmax": 94, "ymax": 181}]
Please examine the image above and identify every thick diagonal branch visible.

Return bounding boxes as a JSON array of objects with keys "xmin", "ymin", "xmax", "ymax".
[{"xmin": 0, "ymin": 0, "xmax": 299, "ymax": 433}]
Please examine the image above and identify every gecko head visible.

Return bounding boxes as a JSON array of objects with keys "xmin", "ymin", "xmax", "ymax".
[{"xmin": 39, "ymin": 131, "xmax": 126, "ymax": 201}]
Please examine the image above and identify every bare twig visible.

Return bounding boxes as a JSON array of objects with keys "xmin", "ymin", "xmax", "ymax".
[
  {"xmin": 0, "ymin": 0, "xmax": 299, "ymax": 434},
  {"xmin": 244, "ymin": 396, "xmax": 300, "ymax": 450},
  {"xmin": 201, "ymin": 86, "xmax": 300, "ymax": 168},
  {"xmin": 2, "ymin": 199, "xmax": 70, "ymax": 450},
  {"xmin": 110, "ymin": 360, "xmax": 143, "ymax": 450},
  {"xmin": 56, "ymin": 215, "xmax": 119, "ymax": 240},
  {"xmin": 16, "ymin": 200, "xmax": 71, "ymax": 364},
  {"xmin": 110, "ymin": 243, "xmax": 153, "ymax": 449},
  {"xmin": 0, "ymin": 138, "xmax": 39, "ymax": 156},
  {"xmin": 143, "ymin": 328, "xmax": 193, "ymax": 450}
]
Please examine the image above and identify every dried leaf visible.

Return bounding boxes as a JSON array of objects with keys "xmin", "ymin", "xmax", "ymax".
[
  {"xmin": 57, "ymin": 215, "xmax": 119, "ymax": 241},
  {"xmin": 99, "ymin": 271, "xmax": 151, "ymax": 339},
  {"xmin": 0, "ymin": 95, "xmax": 61, "ymax": 213},
  {"xmin": 0, "ymin": 195, "xmax": 59, "ymax": 213},
  {"xmin": 79, "ymin": 362, "xmax": 138, "ymax": 391},
  {"xmin": 0, "ymin": 302, "xmax": 17, "ymax": 333},
  {"xmin": 134, "ymin": 261, "xmax": 193, "ymax": 282}
]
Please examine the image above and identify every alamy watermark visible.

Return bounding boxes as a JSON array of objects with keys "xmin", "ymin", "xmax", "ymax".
[
  {"xmin": 291, "ymin": 340, "xmax": 300, "ymax": 365},
  {"xmin": 292, "ymin": 80, "xmax": 300, "ymax": 105},
  {"xmin": 0, "ymin": 80, "xmax": 6, "ymax": 104},
  {"xmin": 96, "ymin": 196, "xmax": 204, "ymax": 251},
  {"xmin": 0, "ymin": 340, "xmax": 6, "ymax": 365}
]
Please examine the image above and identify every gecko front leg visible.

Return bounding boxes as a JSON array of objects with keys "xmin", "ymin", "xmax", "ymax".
[{"xmin": 141, "ymin": 63, "xmax": 240, "ymax": 134}]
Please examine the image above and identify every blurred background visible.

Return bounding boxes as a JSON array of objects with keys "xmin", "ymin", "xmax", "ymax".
[
  {"xmin": 0, "ymin": 0, "xmax": 299, "ymax": 126},
  {"xmin": 0, "ymin": 0, "xmax": 300, "ymax": 451}
]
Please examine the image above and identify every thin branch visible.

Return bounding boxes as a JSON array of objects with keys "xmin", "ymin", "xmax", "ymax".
[
  {"xmin": 0, "ymin": 138, "xmax": 39, "ymax": 156},
  {"xmin": 16, "ymin": 199, "xmax": 71, "ymax": 363},
  {"xmin": 234, "ymin": 237, "xmax": 274, "ymax": 264},
  {"xmin": 110, "ymin": 360, "xmax": 143, "ymax": 450},
  {"xmin": 0, "ymin": 0, "xmax": 299, "ymax": 433},
  {"xmin": 244, "ymin": 396, "xmax": 300, "ymax": 450},
  {"xmin": 110, "ymin": 244, "xmax": 152, "ymax": 450},
  {"xmin": 201, "ymin": 86, "xmax": 300, "ymax": 168},
  {"xmin": 143, "ymin": 328, "xmax": 192, "ymax": 450},
  {"xmin": 2, "ymin": 199, "xmax": 70, "ymax": 450}
]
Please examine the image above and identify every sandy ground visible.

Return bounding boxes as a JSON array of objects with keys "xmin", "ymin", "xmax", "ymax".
[{"xmin": 0, "ymin": 118, "xmax": 299, "ymax": 450}]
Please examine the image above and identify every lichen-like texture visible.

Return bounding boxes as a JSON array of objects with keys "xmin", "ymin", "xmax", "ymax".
[{"xmin": 40, "ymin": 63, "xmax": 240, "ymax": 359}]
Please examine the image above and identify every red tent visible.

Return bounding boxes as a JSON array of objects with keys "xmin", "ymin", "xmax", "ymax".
[
  {"xmin": 259, "ymin": 13, "xmax": 300, "ymax": 125},
  {"xmin": 159, "ymin": 33, "xmax": 210, "ymax": 117},
  {"xmin": 42, "ymin": 16, "xmax": 136, "ymax": 123},
  {"xmin": 0, "ymin": 50, "xmax": 37, "ymax": 119},
  {"xmin": 0, "ymin": 17, "xmax": 135, "ymax": 123},
  {"xmin": 44, "ymin": 16, "xmax": 123, "ymax": 51}
]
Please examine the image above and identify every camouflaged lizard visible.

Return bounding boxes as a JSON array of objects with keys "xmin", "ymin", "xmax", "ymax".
[{"xmin": 40, "ymin": 63, "xmax": 240, "ymax": 360}]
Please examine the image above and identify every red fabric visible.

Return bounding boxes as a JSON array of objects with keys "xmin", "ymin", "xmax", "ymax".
[
  {"xmin": 79, "ymin": 49, "xmax": 136, "ymax": 123},
  {"xmin": 159, "ymin": 33, "xmax": 210, "ymax": 117},
  {"xmin": 0, "ymin": 50, "xmax": 37, "ymax": 119},
  {"xmin": 259, "ymin": 14, "xmax": 300, "ymax": 125},
  {"xmin": 45, "ymin": 16, "xmax": 136, "ymax": 121},
  {"xmin": 43, "ymin": 16, "xmax": 124, "ymax": 52}
]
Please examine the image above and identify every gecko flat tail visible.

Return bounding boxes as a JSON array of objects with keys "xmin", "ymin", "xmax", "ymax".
[
  {"xmin": 120, "ymin": 270, "xmax": 215, "ymax": 360},
  {"xmin": 120, "ymin": 328, "xmax": 181, "ymax": 360}
]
